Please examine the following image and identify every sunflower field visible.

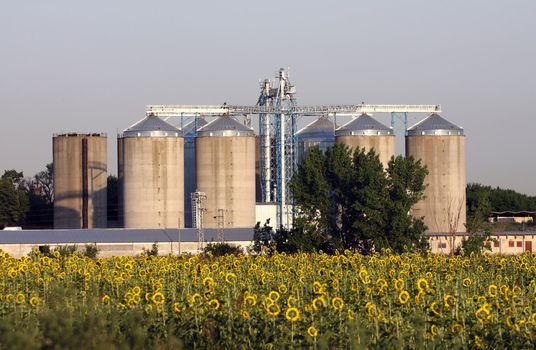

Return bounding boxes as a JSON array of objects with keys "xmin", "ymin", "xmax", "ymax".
[{"xmin": 1, "ymin": 250, "xmax": 536, "ymax": 349}]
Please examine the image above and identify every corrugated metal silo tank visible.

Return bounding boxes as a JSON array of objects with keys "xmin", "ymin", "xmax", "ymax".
[
  {"xmin": 296, "ymin": 115, "xmax": 335, "ymax": 161},
  {"xmin": 183, "ymin": 117, "xmax": 207, "ymax": 228},
  {"xmin": 406, "ymin": 114, "xmax": 466, "ymax": 233},
  {"xmin": 118, "ymin": 115, "xmax": 184, "ymax": 228},
  {"xmin": 196, "ymin": 116, "xmax": 256, "ymax": 228},
  {"xmin": 53, "ymin": 133, "xmax": 107, "ymax": 229},
  {"xmin": 335, "ymin": 113, "xmax": 395, "ymax": 168}
]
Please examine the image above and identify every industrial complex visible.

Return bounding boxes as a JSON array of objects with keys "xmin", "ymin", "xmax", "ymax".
[{"xmin": 11, "ymin": 68, "xmax": 531, "ymax": 257}]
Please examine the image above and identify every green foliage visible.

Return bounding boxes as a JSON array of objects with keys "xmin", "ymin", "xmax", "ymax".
[
  {"xmin": 0, "ymin": 170, "xmax": 29, "ymax": 227},
  {"xmin": 54, "ymin": 245, "xmax": 78, "ymax": 257},
  {"xmin": 107, "ymin": 175, "xmax": 119, "ymax": 226},
  {"xmin": 467, "ymin": 182, "xmax": 536, "ymax": 214},
  {"xmin": 249, "ymin": 220, "xmax": 276, "ymax": 255},
  {"xmin": 288, "ymin": 144, "xmax": 428, "ymax": 254},
  {"xmin": 84, "ymin": 244, "xmax": 99, "ymax": 259},
  {"xmin": 22, "ymin": 163, "xmax": 54, "ymax": 229},
  {"xmin": 204, "ymin": 242, "xmax": 243, "ymax": 256},
  {"xmin": 459, "ymin": 230, "xmax": 494, "ymax": 255},
  {"xmin": 143, "ymin": 242, "xmax": 159, "ymax": 257}
]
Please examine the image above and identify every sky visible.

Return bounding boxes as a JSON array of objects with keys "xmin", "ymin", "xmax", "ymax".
[{"xmin": 1, "ymin": 0, "xmax": 535, "ymax": 194}]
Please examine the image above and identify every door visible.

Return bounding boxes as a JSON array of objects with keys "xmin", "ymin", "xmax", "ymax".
[{"xmin": 525, "ymin": 241, "xmax": 532, "ymax": 252}]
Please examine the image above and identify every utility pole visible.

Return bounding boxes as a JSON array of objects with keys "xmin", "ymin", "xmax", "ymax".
[
  {"xmin": 178, "ymin": 217, "xmax": 181, "ymax": 255},
  {"xmin": 191, "ymin": 190, "xmax": 207, "ymax": 254}
]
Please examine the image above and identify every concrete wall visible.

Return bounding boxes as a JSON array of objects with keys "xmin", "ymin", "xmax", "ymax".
[
  {"xmin": 428, "ymin": 234, "xmax": 535, "ymax": 255},
  {"xmin": 406, "ymin": 135, "xmax": 466, "ymax": 233},
  {"xmin": 0, "ymin": 240, "xmax": 251, "ymax": 258},
  {"xmin": 335, "ymin": 135, "xmax": 395, "ymax": 169},
  {"xmin": 196, "ymin": 136, "xmax": 256, "ymax": 228},
  {"xmin": 53, "ymin": 134, "xmax": 107, "ymax": 229},
  {"xmin": 119, "ymin": 136, "xmax": 184, "ymax": 228}
]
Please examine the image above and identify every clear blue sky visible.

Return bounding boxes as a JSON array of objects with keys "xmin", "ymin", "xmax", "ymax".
[{"xmin": 1, "ymin": 0, "xmax": 535, "ymax": 193}]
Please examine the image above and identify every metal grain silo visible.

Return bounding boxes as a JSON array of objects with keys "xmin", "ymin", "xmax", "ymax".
[
  {"xmin": 335, "ymin": 113, "xmax": 395, "ymax": 168},
  {"xmin": 53, "ymin": 133, "xmax": 107, "ymax": 229},
  {"xmin": 118, "ymin": 115, "xmax": 184, "ymax": 228},
  {"xmin": 406, "ymin": 114, "xmax": 466, "ymax": 233},
  {"xmin": 184, "ymin": 117, "xmax": 207, "ymax": 227},
  {"xmin": 196, "ymin": 116, "xmax": 255, "ymax": 228},
  {"xmin": 296, "ymin": 115, "xmax": 335, "ymax": 161}
]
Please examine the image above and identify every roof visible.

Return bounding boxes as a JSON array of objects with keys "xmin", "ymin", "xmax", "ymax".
[
  {"xmin": 490, "ymin": 211, "xmax": 536, "ymax": 217},
  {"xmin": 183, "ymin": 118, "xmax": 208, "ymax": 138},
  {"xmin": 0, "ymin": 228, "xmax": 254, "ymax": 244},
  {"xmin": 296, "ymin": 116, "xmax": 335, "ymax": 141},
  {"xmin": 407, "ymin": 114, "xmax": 464, "ymax": 136},
  {"xmin": 197, "ymin": 116, "xmax": 254, "ymax": 137},
  {"xmin": 335, "ymin": 114, "xmax": 393, "ymax": 136},
  {"xmin": 122, "ymin": 115, "xmax": 182, "ymax": 138}
]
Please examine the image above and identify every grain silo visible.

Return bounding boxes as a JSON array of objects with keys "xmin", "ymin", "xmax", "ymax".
[
  {"xmin": 406, "ymin": 114, "xmax": 466, "ymax": 233},
  {"xmin": 296, "ymin": 115, "xmax": 335, "ymax": 161},
  {"xmin": 53, "ymin": 133, "xmax": 107, "ymax": 229},
  {"xmin": 184, "ymin": 117, "xmax": 207, "ymax": 227},
  {"xmin": 335, "ymin": 113, "xmax": 395, "ymax": 168},
  {"xmin": 196, "ymin": 116, "xmax": 255, "ymax": 228},
  {"xmin": 118, "ymin": 115, "xmax": 184, "ymax": 228}
]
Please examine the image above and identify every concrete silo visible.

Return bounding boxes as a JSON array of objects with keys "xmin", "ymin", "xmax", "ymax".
[
  {"xmin": 53, "ymin": 133, "xmax": 107, "ymax": 229},
  {"xmin": 196, "ymin": 116, "xmax": 255, "ymax": 228},
  {"xmin": 118, "ymin": 115, "xmax": 184, "ymax": 228},
  {"xmin": 183, "ymin": 117, "xmax": 207, "ymax": 227},
  {"xmin": 406, "ymin": 114, "xmax": 466, "ymax": 233},
  {"xmin": 335, "ymin": 113, "xmax": 395, "ymax": 168},
  {"xmin": 296, "ymin": 115, "xmax": 335, "ymax": 161}
]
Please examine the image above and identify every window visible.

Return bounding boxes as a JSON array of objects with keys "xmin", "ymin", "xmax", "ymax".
[
  {"xmin": 484, "ymin": 242, "xmax": 491, "ymax": 248},
  {"xmin": 438, "ymin": 242, "xmax": 447, "ymax": 249},
  {"xmin": 517, "ymin": 241, "xmax": 523, "ymax": 248},
  {"xmin": 509, "ymin": 241, "xmax": 515, "ymax": 247},
  {"xmin": 494, "ymin": 240, "xmax": 500, "ymax": 248}
]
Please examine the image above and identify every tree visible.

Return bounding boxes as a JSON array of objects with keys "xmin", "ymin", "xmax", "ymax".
[
  {"xmin": 382, "ymin": 155, "xmax": 428, "ymax": 253},
  {"xmin": 0, "ymin": 170, "xmax": 29, "ymax": 228},
  {"xmin": 289, "ymin": 145, "xmax": 428, "ymax": 254},
  {"xmin": 107, "ymin": 175, "xmax": 119, "ymax": 226},
  {"xmin": 22, "ymin": 164, "xmax": 54, "ymax": 229}
]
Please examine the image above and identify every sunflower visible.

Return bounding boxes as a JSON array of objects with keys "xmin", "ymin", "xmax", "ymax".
[
  {"xmin": 266, "ymin": 302, "xmax": 281, "ymax": 317},
  {"xmin": 173, "ymin": 302, "xmax": 183, "ymax": 313},
  {"xmin": 278, "ymin": 284, "xmax": 288, "ymax": 294},
  {"xmin": 394, "ymin": 278, "xmax": 404, "ymax": 291},
  {"xmin": 151, "ymin": 292, "xmax": 165, "ymax": 306},
  {"xmin": 244, "ymin": 295, "xmax": 257, "ymax": 307},
  {"xmin": 29, "ymin": 296, "xmax": 39, "ymax": 308},
  {"xmin": 444, "ymin": 294, "xmax": 456, "ymax": 308},
  {"xmin": 285, "ymin": 307, "xmax": 300, "ymax": 322},
  {"xmin": 312, "ymin": 296, "xmax": 327, "ymax": 311},
  {"xmin": 208, "ymin": 299, "xmax": 220, "ymax": 310},
  {"xmin": 462, "ymin": 278, "xmax": 471, "ymax": 288},
  {"xmin": 417, "ymin": 278, "xmax": 429, "ymax": 292},
  {"xmin": 307, "ymin": 325, "xmax": 318, "ymax": 337},
  {"xmin": 312, "ymin": 281, "xmax": 323, "ymax": 294},
  {"xmin": 451, "ymin": 323, "xmax": 464, "ymax": 334},
  {"xmin": 101, "ymin": 294, "xmax": 111, "ymax": 304},
  {"xmin": 268, "ymin": 291, "xmax": 280, "ymax": 302},
  {"xmin": 225, "ymin": 272, "xmax": 236, "ymax": 284},
  {"xmin": 241, "ymin": 310, "xmax": 249, "ymax": 319},
  {"xmin": 429, "ymin": 301, "xmax": 440, "ymax": 316},
  {"xmin": 430, "ymin": 324, "xmax": 438, "ymax": 336},
  {"xmin": 399, "ymin": 290, "xmax": 410, "ymax": 304},
  {"xmin": 15, "ymin": 292, "xmax": 25, "ymax": 304},
  {"xmin": 331, "ymin": 297, "xmax": 344, "ymax": 310}
]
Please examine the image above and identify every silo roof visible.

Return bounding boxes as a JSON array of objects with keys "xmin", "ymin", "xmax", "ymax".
[
  {"xmin": 197, "ymin": 115, "xmax": 254, "ymax": 137},
  {"xmin": 335, "ymin": 113, "xmax": 393, "ymax": 136},
  {"xmin": 122, "ymin": 114, "xmax": 182, "ymax": 138},
  {"xmin": 296, "ymin": 116, "xmax": 335, "ymax": 141},
  {"xmin": 407, "ymin": 114, "xmax": 464, "ymax": 136},
  {"xmin": 183, "ymin": 118, "xmax": 208, "ymax": 138}
]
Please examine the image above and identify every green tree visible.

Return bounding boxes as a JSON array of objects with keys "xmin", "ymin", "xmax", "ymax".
[
  {"xmin": 381, "ymin": 155, "xmax": 428, "ymax": 252},
  {"xmin": 107, "ymin": 175, "xmax": 119, "ymax": 226},
  {"xmin": 0, "ymin": 170, "xmax": 29, "ymax": 228},
  {"xmin": 22, "ymin": 164, "xmax": 54, "ymax": 229},
  {"xmin": 289, "ymin": 145, "xmax": 428, "ymax": 254}
]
